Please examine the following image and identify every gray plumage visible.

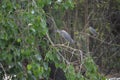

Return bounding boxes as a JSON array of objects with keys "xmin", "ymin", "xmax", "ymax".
[
  {"xmin": 89, "ymin": 26, "xmax": 97, "ymax": 36},
  {"xmin": 56, "ymin": 30, "xmax": 74, "ymax": 44}
]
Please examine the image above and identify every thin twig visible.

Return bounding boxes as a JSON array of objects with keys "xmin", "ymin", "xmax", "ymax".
[
  {"xmin": 46, "ymin": 32, "xmax": 70, "ymax": 64},
  {"xmin": 79, "ymin": 32, "xmax": 120, "ymax": 47},
  {"xmin": 0, "ymin": 63, "xmax": 6, "ymax": 75}
]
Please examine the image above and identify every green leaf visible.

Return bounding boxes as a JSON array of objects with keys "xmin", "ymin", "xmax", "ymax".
[
  {"xmin": 27, "ymin": 64, "xmax": 32, "ymax": 70},
  {"xmin": 17, "ymin": 38, "xmax": 21, "ymax": 43},
  {"xmin": 35, "ymin": 54, "xmax": 42, "ymax": 61},
  {"xmin": 43, "ymin": 62, "xmax": 48, "ymax": 70}
]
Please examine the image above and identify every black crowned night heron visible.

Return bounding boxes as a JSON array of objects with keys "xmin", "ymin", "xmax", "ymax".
[
  {"xmin": 89, "ymin": 26, "xmax": 97, "ymax": 36},
  {"xmin": 56, "ymin": 30, "xmax": 74, "ymax": 44}
]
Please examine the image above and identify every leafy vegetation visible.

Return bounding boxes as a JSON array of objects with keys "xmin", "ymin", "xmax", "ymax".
[{"xmin": 0, "ymin": 0, "xmax": 120, "ymax": 80}]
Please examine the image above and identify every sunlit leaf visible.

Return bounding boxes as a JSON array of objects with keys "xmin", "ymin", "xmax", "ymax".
[{"xmin": 27, "ymin": 64, "xmax": 32, "ymax": 70}]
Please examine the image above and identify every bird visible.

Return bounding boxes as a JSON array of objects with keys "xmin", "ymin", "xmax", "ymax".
[
  {"xmin": 89, "ymin": 26, "xmax": 97, "ymax": 36},
  {"xmin": 55, "ymin": 30, "xmax": 74, "ymax": 44}
]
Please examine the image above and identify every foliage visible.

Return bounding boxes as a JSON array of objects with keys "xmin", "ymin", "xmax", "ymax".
[
  {"xmin": 1, "ymin": 0, "xmax": 117, "ymax": 80},
  {"xmin": 0, "ymin": 0, "xmax": 48, "ymax": 79},
  {"xmin": 84, "ymin": 57, "xmax": 106, "ymax": 80},
  {"xmin": 0, "ymin": 0, "xmax": 75, "ymax": 79}
]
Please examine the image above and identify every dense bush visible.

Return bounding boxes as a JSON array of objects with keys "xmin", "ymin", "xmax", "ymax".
[
  {"xmin": 0, "ymin": 0, "xmax": 108, "ymax": 80},
  {"xmin": 0, "ymin": 0, "xmax": 49, "ymax": 79}
]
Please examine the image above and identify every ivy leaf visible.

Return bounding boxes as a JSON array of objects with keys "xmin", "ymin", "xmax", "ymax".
[{"xmin": 27, "ymin": 64, "xmax": 32, "ymax": 70}]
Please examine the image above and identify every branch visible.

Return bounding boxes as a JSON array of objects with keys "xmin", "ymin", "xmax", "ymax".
[{"xmin": 46, "ymin": 32, "xmax": 70, "ymax": 64}]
